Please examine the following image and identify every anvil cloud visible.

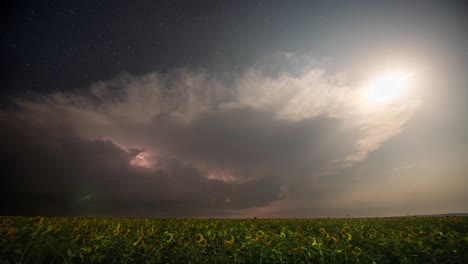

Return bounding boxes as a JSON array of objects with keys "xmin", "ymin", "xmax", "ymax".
[{"xmin": 0, "ymin": 58, "xmax": 422, "ymax": 217}]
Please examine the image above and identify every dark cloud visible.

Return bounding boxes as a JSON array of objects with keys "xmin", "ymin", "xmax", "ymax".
[
  {"xmin": 0, "ymin": 114, "xmax": 283, "ymax": 217},
  {"xmin": 149, "ymin": 107, "xmax": 359, "ymax": 182}
]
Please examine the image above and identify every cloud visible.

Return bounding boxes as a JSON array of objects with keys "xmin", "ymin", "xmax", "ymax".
[
  {"xmin": 0, "ymin": 115, "xmax": 284, "ymax": 217},
  {"xmin": 391, "ymin": 163, "xmax": 418, "ymax": 172},
  {"xmin": 0, "ymin": 55, "xmax": 421, "ymax": 217}
]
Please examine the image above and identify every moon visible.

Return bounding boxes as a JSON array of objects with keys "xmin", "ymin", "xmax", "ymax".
[{"xmin": 364, "ymin": 71, "xmax": 413, "ymax": 106}]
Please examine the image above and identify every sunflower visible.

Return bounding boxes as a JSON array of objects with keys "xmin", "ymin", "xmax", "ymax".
[
  {"xmin": 196, "ymin": 233, "xmax": 204, "ymax": 243},
  {"xmin": 342, "ymin": 232, "xmax": 352, "ymax": 241},
  {"xmin": 224, "ymin": 235, "xmax": 235, "ymax": 245},
  {"xmin": 113, "ymin": 224, "xmax": 121, "ymax": 236},
  {"xmin": 277, "ymin": 231, "xmax": 286, "ymax": 238},
  {"xmin": 255, "ymin": 230, "xmax": 265, "ymax": 240},
  {"xmin": 399, "ymin": 231, "xmax": 405, "ymax": 238},
  {"xmin": 198, "ymin": 238, "xmax": 207, "ymax": 247},
  {"xmin": 433, "ymin": 231, "xmax": 444, "ymax": 239},
  {"xmin": 237, "ymin": 242, "xmax": 246, "ymax": 252},
  {"xmin": 352, "ymin": 246, "xmax": 362, "ymax": 256},
  {"xmin": 311, "ymin": 237, "xmax": 323, "ymax": 247},
  {"xmin": 341, "ymin": 225, "xmax": 352, "ymax": 234},
  {"xmin": 164, "ymin": 231, "xmax": 174, "ymax": 243}
]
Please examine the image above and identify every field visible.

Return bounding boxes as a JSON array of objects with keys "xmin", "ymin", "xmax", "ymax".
[{"xmin": 1, "ymin": 216, "xmax": 467, "ymax": 263}]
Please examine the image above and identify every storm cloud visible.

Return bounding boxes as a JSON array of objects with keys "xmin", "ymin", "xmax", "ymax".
[{"xmin": 0, "ymin": 58, "xmax": 422, "ymax": 217}]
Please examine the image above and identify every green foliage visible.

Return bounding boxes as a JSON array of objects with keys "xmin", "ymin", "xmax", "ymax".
[{"xmin": 0, "ymin": 216, "xmax": 467, "ymax": 263}]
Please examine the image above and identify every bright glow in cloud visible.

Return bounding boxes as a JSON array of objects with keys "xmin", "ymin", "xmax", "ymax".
[
  {"xmin": 130, "ymin": 152, "xmax": 153, "ymax": 168},
  {"xmin": 363, "ymin": 70, "xmax": 413, "ymax": 106}
]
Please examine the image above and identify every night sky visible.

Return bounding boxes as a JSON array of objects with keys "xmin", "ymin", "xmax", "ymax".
[{"xmin": 1, "ymin": 0, "xmax": 467, "ymax": 218}]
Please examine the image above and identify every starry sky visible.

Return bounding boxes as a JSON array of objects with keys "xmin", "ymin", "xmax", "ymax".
[{"xmin": 1, "ymin": 0, "xmax": 467, "ymax": 218}]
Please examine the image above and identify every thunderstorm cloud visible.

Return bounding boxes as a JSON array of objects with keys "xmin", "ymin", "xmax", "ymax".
[{"xmin": 0, "ymin": 56, "xmax": 440, "ymax": 217}]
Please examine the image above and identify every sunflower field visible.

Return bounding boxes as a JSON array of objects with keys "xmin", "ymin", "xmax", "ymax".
[{"xmin": 1, "ymin": 216, "xmax": 467, "ymax": 263}]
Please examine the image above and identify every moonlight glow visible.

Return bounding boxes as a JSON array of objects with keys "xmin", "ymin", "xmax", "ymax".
[{"xmin": 364, "ymin": 71, "xmax": 413, "ymax": 105}]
